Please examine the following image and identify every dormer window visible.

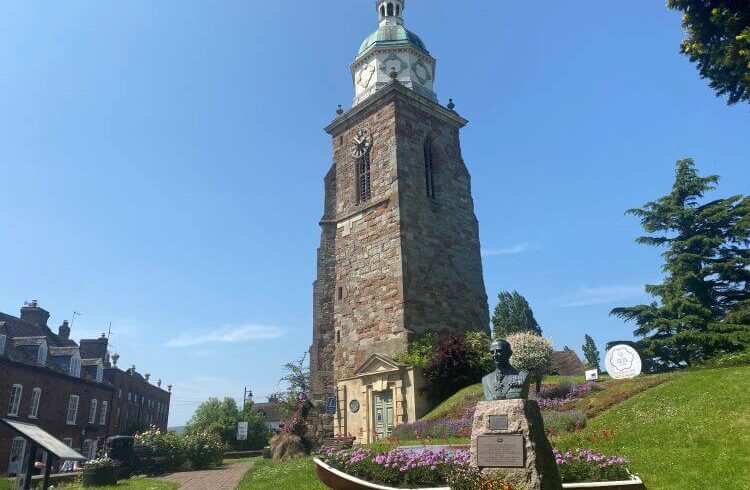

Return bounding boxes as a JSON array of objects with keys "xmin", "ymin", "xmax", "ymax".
[
  {"xmin": 96, "ymin": 363, "xmax": 103, "ymax": 383},
  {"xmin": 70, "ymin": 354, "xmax": 81, "ymax": 378},
  {"xmin": 37, "ymin": 341, "xmax": 48, "ymax": 366}
]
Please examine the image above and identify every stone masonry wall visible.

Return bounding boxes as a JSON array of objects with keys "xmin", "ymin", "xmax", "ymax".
[{"xmin": 395, "ymin": 97, "xmax": 490, "ymax": 334}]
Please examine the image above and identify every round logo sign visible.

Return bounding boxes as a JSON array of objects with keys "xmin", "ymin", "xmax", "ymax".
[
  {"xmin": 605, "ymin": 344, "xmax": 642, "ymax": 379},
  {"xmin": 349, "ymin": 399, "xmax": 360, "ymax": 413}
]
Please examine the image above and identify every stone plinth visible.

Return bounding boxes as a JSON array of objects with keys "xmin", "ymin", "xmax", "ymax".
[{"xmin": 471, "ymin": 400, "xmax": 562, "ymax": 490}]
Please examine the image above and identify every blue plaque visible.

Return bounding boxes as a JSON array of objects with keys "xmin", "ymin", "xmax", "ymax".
[{"xmin": 325, "ymin": 394, "xmax": 337, "ymax": 415}]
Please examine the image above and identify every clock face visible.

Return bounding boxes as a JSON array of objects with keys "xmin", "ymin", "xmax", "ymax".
[
  {"xmin": 349, "ymin": 128, "xmax": 373, "ymax": 158},
  {"xmin": 357, "ymin": 62, "xmax": 376, "ymax": 89}
]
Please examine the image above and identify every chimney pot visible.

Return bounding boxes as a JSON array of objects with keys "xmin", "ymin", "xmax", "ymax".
[{"xmin": 145, "ymin": 373, "xmax": 151, "ymax": 382}]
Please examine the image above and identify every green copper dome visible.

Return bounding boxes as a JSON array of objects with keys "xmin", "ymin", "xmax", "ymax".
[{"xmin": 357, "ymin": 25, "xmax": 429, "ymax": 57}]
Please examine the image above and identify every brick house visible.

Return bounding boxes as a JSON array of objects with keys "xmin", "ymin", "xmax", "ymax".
[{"xmin": 0, "ymin": 301, "xmax": 171, "ymax": 475}]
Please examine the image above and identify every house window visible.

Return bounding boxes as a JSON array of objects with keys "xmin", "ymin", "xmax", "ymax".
[
  {"xmin": 424, "ymin": 139, "xmax": 435, "ymax": 199},
  {"xmin": 8, "ymin": 384, "xmax": 22, "ymax": 416},
  {"xmin": 62, "ymin": 438, "xmax": 73, "ymax": 448},
  {"xmin": 337, "ymin": 287, "xmax": 343, "ymax": 301},
  {"xmin": 100, "ymin": 401, "xmax": 108, "ymax": 425},
  {"xmin": 66, "ymin": 395, "xmax": 80, "ymax": 425},
  {"xmin": 0, "ymin": 334, "xmax": 6, "ymax": 355},
  {"xmin": 88, "ymin": 399, "xmax": 98, "ymax": 424},
  {"xmin": 357, "ymin": 153, "xmax": 372, "ymax": 203},
  {"xmin": 96, "ymin": 364, "xmax": 103, "ymax": 383},
  {"xmin": 8, "ymin": 437, "xmax": 26, "ymax": 474},
  {"xmin": 29, "ymin": 388, "xmax": 41, "ymax": 419}
]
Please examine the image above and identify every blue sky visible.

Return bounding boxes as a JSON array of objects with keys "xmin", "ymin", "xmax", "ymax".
[{"xmin": 1, "ymin": 1, "xmax": 748, "ymax": 426}]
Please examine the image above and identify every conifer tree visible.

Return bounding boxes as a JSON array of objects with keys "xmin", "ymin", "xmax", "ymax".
[
  {"xmin": 612, "ymin": 159, "xmax": 750, "ymax": 368},
  {"xmin": 492, "ymin": 291, "xmax": 542, "ymax": 338},
  {"xmin": 582, "ymin": 335, "xmax": 600, "ymax": 369}
]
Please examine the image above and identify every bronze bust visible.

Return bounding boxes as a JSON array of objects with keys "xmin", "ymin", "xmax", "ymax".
[{"xmin": 482, "ymin": 339, "xmax": 531, "ymax": 401}]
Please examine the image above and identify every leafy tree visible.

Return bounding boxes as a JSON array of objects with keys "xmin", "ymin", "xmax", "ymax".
[
  {"xmin": 492, "ymin": 291, "xmax": 542, "ymax": 338},
  {"xmin": 582, "ymin": 334, "xmax": 601, "ymax": 369},
  {"xmin": 667, "ymin": 1, "xmax": 750, "ymax": 105},
  {"xmin": 507, "ymin": 332, "xmax": 553, "ymax": 392},
  {"xmin": 612, "ymin": 159, "xmax": 750, "ymax": 369},
  {"xmin": 185, "ymin": 397, "xmax": 271, "ymax": 450},
  {"xmin": 270, "ymin": 353, "xmax": 311, "ymax": 420}
]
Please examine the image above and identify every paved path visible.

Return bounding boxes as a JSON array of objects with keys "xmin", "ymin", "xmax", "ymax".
[{"xmin": 161, "ymin": 461, "xmax": 253, "ymax": 490}]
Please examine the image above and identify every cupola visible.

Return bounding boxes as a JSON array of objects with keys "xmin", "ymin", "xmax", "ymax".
[{"xmin": 351, "ymin": 0, "xmax": 437, "ymax": 106}]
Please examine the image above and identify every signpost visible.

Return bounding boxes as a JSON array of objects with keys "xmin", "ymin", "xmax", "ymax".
[
  {"xmin": 585, "ymin": 369, "xmax": 599, "ymax": 381},
  {"xmin": 237, "ymin": 422, "xmax": 248, "ymax": 441},
  {"xmin": 605, "ymin": 344, "xmax": 642, "ymax": 379}
]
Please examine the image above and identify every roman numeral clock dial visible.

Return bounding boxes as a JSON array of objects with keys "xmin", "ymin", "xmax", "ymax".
[{"xmin": 349, "ymin": 128, "xmax": 373, "ymax": 158}]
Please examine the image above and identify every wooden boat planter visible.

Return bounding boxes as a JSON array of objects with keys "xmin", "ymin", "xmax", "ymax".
[
  {"xmin": 562, "ymin": 473, "xmax": 644, "ymax": 490},
  {"xmin": 313, "ymin": 458, "xmax": 450, "ymax": 490},
  {"xmin": 314, "ymin": 456, "xmax": 644, "ymax": 490}
]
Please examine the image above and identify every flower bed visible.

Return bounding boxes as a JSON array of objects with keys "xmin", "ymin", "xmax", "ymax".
[
  {"xmin": 319, "ymin": 446, "xmax": 473, "ymax": 488},
  {"xmin": 554, "ymin": 448, "xmax": 630, "ymax": 483}
]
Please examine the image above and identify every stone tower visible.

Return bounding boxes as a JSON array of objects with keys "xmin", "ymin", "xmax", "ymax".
[{"xmin": 310, "ymin": 0, "xmax": 489, "ymax": 443}]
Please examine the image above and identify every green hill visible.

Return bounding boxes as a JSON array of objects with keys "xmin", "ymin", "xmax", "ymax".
[{"xmin": 555, "ymin": 366, "xmax": 750, "ymax": 490}]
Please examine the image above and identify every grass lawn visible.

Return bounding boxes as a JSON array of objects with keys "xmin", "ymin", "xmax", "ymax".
[
  {"xmin": 235, "ymin": 457, "xmax": 326, "ymax": 490},
  {"xmin": 0, "ymin": 480, "xmax": 12, "ymax": 490},
  {"xmin": 554, "ymin": 366, "xmax": 750, "ymax": 490},
  {"xmin": 58, "ymin": 478, "xmax": 178, "ymax": 489}
]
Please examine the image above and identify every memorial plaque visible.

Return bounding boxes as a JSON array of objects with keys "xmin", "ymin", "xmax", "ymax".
[
  {"xmin": 489, "ymin": 415, "xmax": 508, "ymax": 430},
  {"xmin": 476, "ymin": 435, "xmax": 525, "ymax": 468}
]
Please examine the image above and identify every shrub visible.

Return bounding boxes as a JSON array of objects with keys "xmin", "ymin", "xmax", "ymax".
[
  {"xmin": 554, "ymin": 448, "xmax": 630, "ymax": 483},
  {"xmin": 542, "ymin": 409, "xmax": 587, "ymax": 435},
  {"xmin": 506, "ymin": 332, "xmax": 554, "ymax": 391},
  {"xmin": 182, "ymin": 430, "xmax": 226, "ymax": 469},
  {"xmin": 705, "ymin": 349, "xmax": 750, "ymax": 368},
  {"xmin": 424, "ymin": 331, "xmax": 485, "ymax": 400},
  {"xmin": 134, "ymin": 427, "xmax": 186, "ymax": 473},
  {"xmin": 394, "ymin": 331, "xmax": 438, "ymax": 368}
]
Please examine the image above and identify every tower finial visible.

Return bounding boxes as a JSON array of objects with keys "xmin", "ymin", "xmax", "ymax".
[{"xmin": 377, "ymin": 1, "xmax": 405, "ymax": 26}]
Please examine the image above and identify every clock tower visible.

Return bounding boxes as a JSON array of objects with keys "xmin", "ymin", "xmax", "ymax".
[{"xmin": 310, "ymin": 0, "xmax": 489, "ymax": 443}]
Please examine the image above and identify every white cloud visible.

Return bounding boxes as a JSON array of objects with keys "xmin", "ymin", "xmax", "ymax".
[
  {"xmin": 165, "ymin": 324, "xmax": 284, "ymax": 348},
  {"xmin": 482, "ymin": 242, "xmax": 542, "ymax": 257},
  {"xmin": 557, "ymin": 285, "xmax": 647, "ymax": 307}
]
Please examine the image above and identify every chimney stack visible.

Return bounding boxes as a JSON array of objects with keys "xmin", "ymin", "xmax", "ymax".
[
  {"xmin": 145, "ymin": 373, "xmax": 151, "ymax": 382},
  {"xmin": 58, "ymin": 320, "xmax": 71, "ymax": 340},
  {"xmin": 130, "ymin": 365, "xmax": 136, "ymax": 376},
  {"xmin": 112, "ymin": 353, "xmax": 120, "ymax": 367},
  {"xmin": 20, "ymin": 300, "xmax": 50, "ymax": 328}
]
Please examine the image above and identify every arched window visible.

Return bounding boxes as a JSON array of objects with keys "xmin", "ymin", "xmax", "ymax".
[
  {"xmin": 380, "ymin": 5, "xmax": 385, "ymax": 17},
  {"xmin": 424, "ymin": 139, "xmax": 435, "ymax": 199},
  {"xmin": 396, "ymin": 4, "xmax": 400, "ymax": 16},
  {"xmin": 8, "ymin": 437, "xmax": 26, "ymax": 474},
  {"xmin": 8, "ymin": 384, "xmax": 22, "ymax": 416},
  {"xmin": 29, "ymin": 388, "xmax": 41, "ymax": 418},
  {"xmin": 357, "ymin": 152, "xmax": 372, "ymax": 203},
  {"xmin": 387, "ymin": 3, "xmax": 394, "ymax": 16}
]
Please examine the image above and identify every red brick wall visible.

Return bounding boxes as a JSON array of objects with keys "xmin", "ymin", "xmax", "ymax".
[
  {"xmin": 0, "ymin": 358, "xmax": 114, "ymax": 474},
  {"xmin": 105, "ymin": 368, "xmax": 171, "ymax": 435}
]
